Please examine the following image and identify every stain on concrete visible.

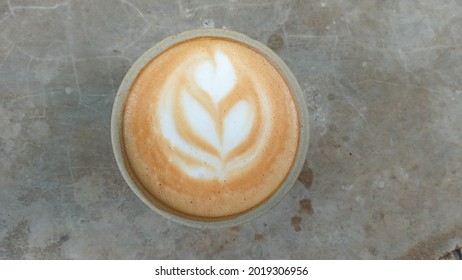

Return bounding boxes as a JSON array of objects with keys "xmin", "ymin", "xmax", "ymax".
[
  {"xmin": 229, "ymin": 226, "xmax": 240, "ymax": 233},
  {"xmin": 267, "ymin": 34, "xmax": 284, "ymax": 51},
  {"xmin": 291, "ymin": 216, "xmax": 302, "ymax": 232},
  {"xmin": 254, "ymin": 233, "xmax": 265, "ymax": 241},
  {"xmin": 298, "ymin": 164, "xmax": 313, "ymax": 189},
  {"xmin": 299, "ymin": 199, "xmax": 314, "ymax": 215},
  {"xmin": 379, "ymin": 212, "xmax": 385, "ymax": 221}
]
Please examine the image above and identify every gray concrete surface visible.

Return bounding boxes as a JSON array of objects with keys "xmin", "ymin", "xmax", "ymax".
[{"xmin": 1, "ymin": 0, "xmax": 462, "ymax": 259}]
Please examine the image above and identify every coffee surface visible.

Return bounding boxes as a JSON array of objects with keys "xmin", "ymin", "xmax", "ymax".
[{"xmin": 123, "ymin": 37, "xmax": 299, "ymax": 218}]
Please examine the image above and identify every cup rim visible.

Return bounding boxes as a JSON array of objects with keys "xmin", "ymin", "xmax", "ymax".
[{"xmin": 111, "ymin": 28, "xmax": 310, "ymax": 228}]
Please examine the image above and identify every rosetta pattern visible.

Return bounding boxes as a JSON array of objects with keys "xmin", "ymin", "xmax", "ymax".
[{"xmin": 157, "ymin": 50, "xmax": 271, "ymax": 180}]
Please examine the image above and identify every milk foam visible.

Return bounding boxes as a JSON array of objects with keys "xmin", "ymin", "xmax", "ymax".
[
  {"xmin": 123, "ymin": 37, "xmax": 300, "ymax": 217},
  {"xmin": 194, "ymin": 51, "xmax": 237, "ymax": 105},
  {"xmin": 158, "ymin": 50, "xmax": 269, "ymax": 180},
  {"xmin": 222, "ymin": 100, "xmax": 253, "ymax": 156}
]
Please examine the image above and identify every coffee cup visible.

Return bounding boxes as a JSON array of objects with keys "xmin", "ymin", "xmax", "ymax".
[{"xmin": 111, "ymin": 29, "xmax": 309, "ymax": 228}]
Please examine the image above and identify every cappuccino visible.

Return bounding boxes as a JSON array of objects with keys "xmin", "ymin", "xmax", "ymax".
[{"xmin": 115, "ymin": 30, "xmax": 308, "ymax": 223}]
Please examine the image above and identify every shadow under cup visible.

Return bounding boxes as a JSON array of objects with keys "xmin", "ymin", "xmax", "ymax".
[{"xmin": 111, "ymin": 29, "xmax": 309, "ymax": 228}]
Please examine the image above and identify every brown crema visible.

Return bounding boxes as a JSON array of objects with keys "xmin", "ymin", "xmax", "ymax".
[{"xmin": 123, "ymin": 37, "xmax": 299, "ymax": 219}]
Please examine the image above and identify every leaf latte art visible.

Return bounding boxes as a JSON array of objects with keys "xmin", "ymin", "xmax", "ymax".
[
  {"xmin": 159, "ymin": 50, "xmax": 271, "ymax": 180},
  {"xmin": 123, "ymin": 38, "xmax": 300, "ymax": 218}
]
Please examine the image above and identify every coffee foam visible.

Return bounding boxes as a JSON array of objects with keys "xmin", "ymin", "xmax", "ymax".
[
  {"xmin": 159, "ymin": 49, "xmax": 271, "ymax": 180},
  {"xmin": 123, "ymin": 37, "xmax": 299, "ymax": 218}
]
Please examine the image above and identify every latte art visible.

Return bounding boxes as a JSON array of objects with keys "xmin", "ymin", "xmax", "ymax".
[
  {"xmin": 123, "ymin": 37, "xmax": 300, "ymax": 218},
  {"xmin": 159, "ymin": 50, "xmax": 271, "ymax": 180}
]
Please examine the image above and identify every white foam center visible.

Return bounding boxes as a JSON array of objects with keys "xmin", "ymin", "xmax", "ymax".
[
  {"xmin": 158, "ymin": 50, "xmax": 270, "ymax": 180},
  {"xmin": 194, "ymin": 51, "xmax": 237, "ymax": 105},
  {"xmin": 181, "ymin": 89, "xmax": 222, "ymax": 152},
  {"xmin": 222, "ymin": 100, "xmax": 253, "ymax": 156}
]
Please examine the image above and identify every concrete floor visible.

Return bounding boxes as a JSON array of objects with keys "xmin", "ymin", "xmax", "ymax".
[{"xmin": 1, "ymin": 0, "xmax": 462, "ymax": 259}]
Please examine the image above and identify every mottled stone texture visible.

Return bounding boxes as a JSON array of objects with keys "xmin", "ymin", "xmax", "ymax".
[{"xmin": 1, "ymin": 0, "xmax": 461, "ymax": 259}]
